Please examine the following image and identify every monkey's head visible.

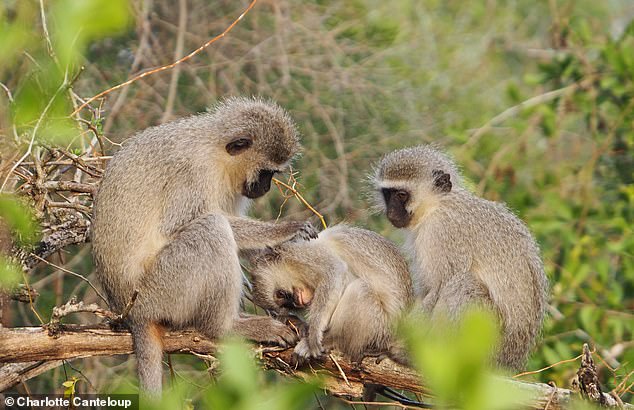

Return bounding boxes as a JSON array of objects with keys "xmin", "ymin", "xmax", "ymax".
[
  {"xmin": 249, "ymin": 247, "xmax": 314, "ymax": 312},
  {"xmin": 209, "ymin": 96, "xmax": 301, "ymax": 199},
  {"xmin": 373, "ymin": 145, "xmax": 461, "ymax": 228}
]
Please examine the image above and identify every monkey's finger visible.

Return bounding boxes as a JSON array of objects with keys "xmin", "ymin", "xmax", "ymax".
[
  {"xmin": 299, "ymin": 221, "xmax": 319, "ymax": 240},
  {"xmin": 267, "ymin": 321, "xmax": 300, "ymax": 347},
  {"xmin": 290, "ymin": 352, "xmax": 310, "ymax": 369}
]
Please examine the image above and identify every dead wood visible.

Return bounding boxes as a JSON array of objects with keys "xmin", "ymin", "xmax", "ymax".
[{"xmin": 0, "ymin": 326, "xmax": 630, "ymax": 409}]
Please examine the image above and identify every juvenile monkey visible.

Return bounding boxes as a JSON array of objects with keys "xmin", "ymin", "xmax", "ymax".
[
  {"xmin": 92, "ymin": 97, "xmax": 316, "ymax": 394},
  {"xmin": 373, "ymin": 145, "xmax": 548, "ymax": 370},
  {"xmin": 249, "ymin": 225, "xmax": 413, "ymax": 364}
]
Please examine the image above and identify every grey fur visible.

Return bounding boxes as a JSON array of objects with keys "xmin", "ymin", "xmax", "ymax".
[
  {"xmin": 249, "ymin": 225, "xmax": 413, "ymax": 363},
  {"xmin": 373, "ymin": 144, "xmax": 548, "ymax": 371},
  {"xmin": 92, "ymin": 97, "xmax": 307, "ymax": 395}
]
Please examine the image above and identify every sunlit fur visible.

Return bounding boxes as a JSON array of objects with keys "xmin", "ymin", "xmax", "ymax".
[
  {"xmin": 250, "ymin": 225, "xmax": 413, "ymax": 362},
  {"xmin": 373, "ymin": 145, "xmax": 548, "ymax": 371}
]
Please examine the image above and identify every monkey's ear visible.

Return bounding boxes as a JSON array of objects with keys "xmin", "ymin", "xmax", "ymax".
[
  {"xmin": 432, "ymin": 169, "xmax": 452, "ymax": 193},
  {"xmin": 226, "ymin": 137, "xmax": 253, "ymax": 155},
  {"xmin": 431, "ymin": 169, "xmax": 443, "ymax": 178}
]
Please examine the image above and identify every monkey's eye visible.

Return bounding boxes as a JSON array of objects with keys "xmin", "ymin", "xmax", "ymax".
[
  {"xmin": 274, "ymin": 289, "xmax": 287, "ymax": 300},
  {"xmin": 396, "ymin": 190, "xmax": 409, "ymax": 202},
  {"xmin": 226, "ymin": 138, "xmax": 253, "ymax": 155}
]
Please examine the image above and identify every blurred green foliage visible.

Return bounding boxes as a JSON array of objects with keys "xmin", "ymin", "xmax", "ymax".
[
  {"xmin": 0, "ymin": 195, "xmax": 38, "ymax": 289},
  {"xmin": 0, "ymin": 0, "xmax": 129, "ymax": 144},
  {"xmin": 0, "ymin": 195, "xmax": 39, "ymax": 247},
  {"xmin": 402, "ymin": 308, "xmax": 530, "ymax": 409},
  {"xmin": 136, "ymin": 339, "xmax": 321, "ymax": 410}
]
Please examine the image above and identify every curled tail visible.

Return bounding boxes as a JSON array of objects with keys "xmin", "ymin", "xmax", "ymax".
[{"xmin": 130, "ymin": 322, "xmax": 164, "ymax": 395}]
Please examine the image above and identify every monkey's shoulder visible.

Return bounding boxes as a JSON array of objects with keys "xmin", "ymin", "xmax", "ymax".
[{"xmin": 435, "ymin": 192, "xmax": 527, "ymax": 226}]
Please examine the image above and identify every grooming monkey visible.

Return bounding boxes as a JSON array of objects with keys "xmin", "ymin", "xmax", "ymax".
[
  {"xmin": 373, "ymin": 145, "xmax": 548, "ymax": 370},
  {"xmin": 92, "ymin": 97, "xmax": 317, "ymax": 394},
  {"xmin": 249, "ymin": 225, "xmax": 414, "ymax": 364}
]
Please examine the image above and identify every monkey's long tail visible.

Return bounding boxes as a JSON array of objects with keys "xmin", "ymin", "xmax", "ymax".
[
  {"xmin": 130, "ymin": 322, "xmax": 164, "ymax": 396},
  {"xmin": 375, "ymin": 386, "xmax": 433, "ymax": 408}
]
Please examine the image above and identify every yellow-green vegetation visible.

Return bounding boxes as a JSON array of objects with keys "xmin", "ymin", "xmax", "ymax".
[{"xmin": 0, "ymin": 0, "xmax": 632, "ymax": 407}]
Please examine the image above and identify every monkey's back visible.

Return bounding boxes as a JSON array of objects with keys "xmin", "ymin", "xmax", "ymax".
[
  {"xmin": 92, "ymin": 116, "xmax": 223, "ymax": 310},
  {"xmin": 419, "ymin": 190, "xmax": 547, "ymax": 369},
  {"xmin": 321, "ymin": 225, "xmax": 414, "ymax": 317}
]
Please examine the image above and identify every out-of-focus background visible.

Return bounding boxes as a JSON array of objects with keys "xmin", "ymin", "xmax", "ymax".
[{"xmin": 0, "ymin": 0, "xmax": 632, "ymax": 407}]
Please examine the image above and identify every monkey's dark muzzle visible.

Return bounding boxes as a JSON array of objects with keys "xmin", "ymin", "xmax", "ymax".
[
  {"xmin": 243, "ymin": 170, "xmax": 275, "ymax": 198},
  {"xmin": 386, "ymin": 209, "xmax": 412, "ymax": 228}
]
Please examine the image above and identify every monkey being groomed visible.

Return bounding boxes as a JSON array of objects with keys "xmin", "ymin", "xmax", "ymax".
[
  {"xmin": 92, "ymin": 97, "xmax": 318, "ymax": 394},
  {"xmin": 248, "ymin": 224, "xmax": 414, "ymax": 365},
  {"xmin": 373, "ymin": 144, "xmax": 548, "ymax": 371}
]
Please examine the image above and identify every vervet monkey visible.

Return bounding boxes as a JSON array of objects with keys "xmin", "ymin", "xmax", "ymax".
[
  {"xmin": 373, "ymin": 145, "xmax": 548, "ymax": 370},
  {"xmin": 249, "ymin": 225, "xmax": 413, "ymax": 364},
  {"xmin": 92, "ymin": 97, "xmax": 316, "ymax": 394}
]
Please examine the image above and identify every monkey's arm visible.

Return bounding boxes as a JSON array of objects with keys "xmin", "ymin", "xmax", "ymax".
[
  {"xmin": 294, "ymin": 261, "xmax": 348, "ymax": 360},
  {"xmin": 418, "ymin": 241, "xmax": 489, "ymax": 322},
  {"xmin": 227, "ymin": 216, "xmax": 317, "ymax": 249}
]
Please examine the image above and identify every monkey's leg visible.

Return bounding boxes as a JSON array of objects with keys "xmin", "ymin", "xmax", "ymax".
[
  {"xmin": 131, "ymin": 214, "xmax": 243, "ymax": 394},
  {"xmin": 293, "ymin": 269, "xmax": 347, "ymax": 363},
  {"xmin": 154, "ymin": 216, "xmax": 300, "ymax": 347},
  {"xmin": 327, "ymin": 280, "xmax": 389, "ymax": 362},
  {"xmin": 431, "ymin": 272, "xmax": 492, "ymax": 322},
  {"xmin": 227, "ymin": 217, "xmax": 317, "ymax": 249}
]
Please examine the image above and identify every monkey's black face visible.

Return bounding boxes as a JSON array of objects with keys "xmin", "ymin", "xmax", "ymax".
[
  {"xmin": 382, "ymin": 188, "xmax": 412, "ymax": 228},
  {"xmin": 274, "ymin": 286, "xmax": 312, "ymax": 310},
  {"xmin": 274, "ymin": 289, "xmax": 296, "ymax": 309},
  {"xmin": 243, "ymin": 169, "xmax": 276, "ymax": 199}
]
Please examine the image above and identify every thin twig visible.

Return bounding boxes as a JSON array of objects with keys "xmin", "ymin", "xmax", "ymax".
[
  {"xmin": 161, "ymin": 0, "xmax": 187, "ymax": 123},
  {"xmin": 38, "ymin": 0, "xmax": 59, "ymax": 65},
  {"xmin": 513, "ymin": 354, "xmax": 583, "ymax": 378},
  {"xmin": 465, "ymin": 83, "xmax": 580, "ymax": 148},
  {"xmin": 273, "ymin": 177, "xmax": 327, "ymax": 229},
  {"xmin": 29, "ymin": 253, "xmax": 109, "ymax": 305},
  {"xmin": 544, "ymin": 381, "xmax": 558, "ymax": 410},
  {"xmin": 20, "ymin": 271, "xmax": 45, "ymax": 325},
  {"xmin": 1, "ymin": 70, "xmax": 70, "ymax": 193},
  {"xmin": 329, "ymin": 353, "xmax": 350, "ymax": 387}
]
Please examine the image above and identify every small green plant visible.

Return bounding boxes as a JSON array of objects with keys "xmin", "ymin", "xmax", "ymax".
[{"xmin": 401, "ymin": 308, "xmax": 530, "ymax": 410}]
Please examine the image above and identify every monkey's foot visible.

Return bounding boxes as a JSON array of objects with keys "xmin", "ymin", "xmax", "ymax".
[
  {"xmin": 291, "ymin": 338, "xmax": 324, "ymax": 368},
  {"xmin": 275, "ymin": 313, "xmax": 308, "ymax": 338}
]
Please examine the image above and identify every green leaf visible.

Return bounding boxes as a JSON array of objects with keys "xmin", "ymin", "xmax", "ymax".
[
  {"xmin": 0, "ymin": 256, "xmax": 21, "ymax": 289},
  {"xmin": 51, "ymin": 0, "xmax": 131, "ymax": 67},
  {"xmin": 0, "ymin": 195, "xmax": 39, "ymax": 247}
]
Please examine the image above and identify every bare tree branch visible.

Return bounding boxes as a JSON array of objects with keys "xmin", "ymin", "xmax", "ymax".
[{"xmin": 0, "ymin": 326, "xmax": 630, "ymax": 409}]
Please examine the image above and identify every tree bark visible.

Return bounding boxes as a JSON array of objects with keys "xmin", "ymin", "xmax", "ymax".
[{"xmin": 0, "ymin": 326, "xmax": 630, "ymax": 409}]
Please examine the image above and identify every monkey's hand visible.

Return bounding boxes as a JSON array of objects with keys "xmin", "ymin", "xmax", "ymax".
[
  {"xmin": 233, "ymin": 315, "xmax": 299, "ymax": 347},
  {"xmin": 275, "ymin": 312, "xmax": 308, "ymax": 339},
  {"xmin": 290, "ymin": 221, "xmax": 319, "ymax": 242},
  {"xmin": 291, "ymin": 337, "xmax": 324, "ymax": 368}
]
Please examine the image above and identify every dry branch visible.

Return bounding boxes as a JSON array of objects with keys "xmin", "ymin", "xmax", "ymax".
[
  {"xmin": 0, "ymin": 326, "xmax": 630, "ymax": 409},
  {"xmin": 17, "ymin": 213, "xmax": 90, "ymax": 271}
]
